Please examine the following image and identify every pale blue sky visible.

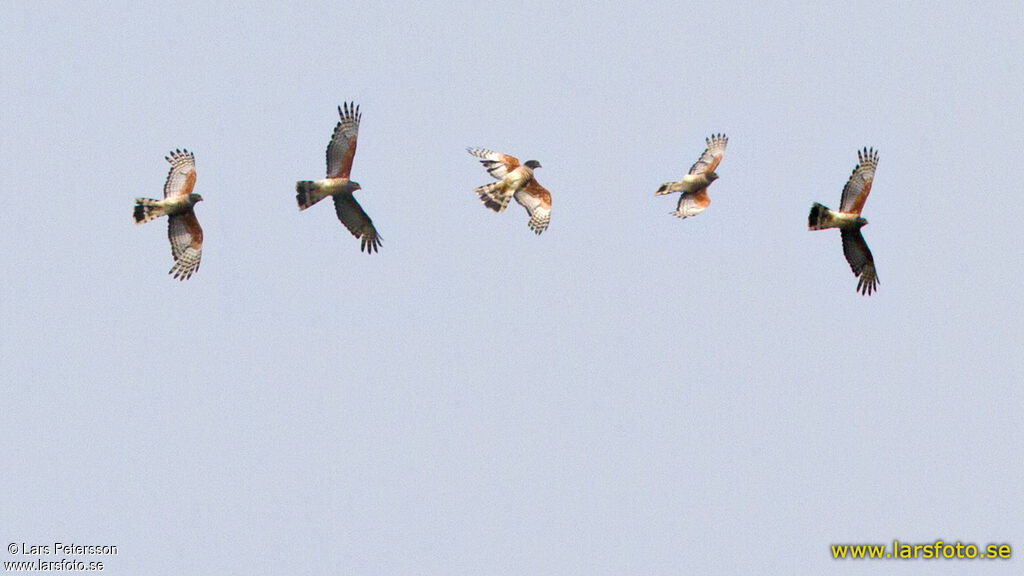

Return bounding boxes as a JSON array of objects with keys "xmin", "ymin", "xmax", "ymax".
[{"xmin": 2, "ymin": 1, "xmax": 1022, "ymax": 574}]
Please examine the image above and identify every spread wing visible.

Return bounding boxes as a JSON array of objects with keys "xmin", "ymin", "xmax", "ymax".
[
  {"xmin": 167, "ymin": 211, "xmax": 202, "ymax": 280},
  {"xmin": 687, "ymin": 133, "xmax": 727, "ymax": 176},
  {"xmin": 326, "ymin": 102, "xmax": 361, "ymax": 178},
  {"xmin": 839, "ymin": 147, "xmax": 878, "ymax": 215},
  {"xmin": 332, "ymin": 193, "xmax": 381, "ymax": 254},
  {"xmin": 841, "ymin": 229, "xmax": 879, "ymax": 295},
  {"xmin": 467, "ymin": 147, "xmax": 521, "ymax": 180},
  {"xmin": 514, "ymin": 179, "xmax": 551, "ymax": 234},
  {"xmin": 672, "ymin": 189, "xmax": 711, "ymax": 219},
  {"xmin": 163, "ymin": 149, "xmax": 196, "ymax": 199}
]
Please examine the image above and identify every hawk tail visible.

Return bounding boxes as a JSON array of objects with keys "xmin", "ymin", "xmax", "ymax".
[
  {"xmin": 296, "ymin": 181, "xmax": 327, "ymax": 211},
  {"xmin": 134, "ymin": 198, "xmax": 165, "ymax": 224},
  {"xmin": 808, "ymin": 203, "xmax": 836, "ymax": 230},
  {"xmin": 474, "ymin": 181, "xmax": 514, "ymax": 213},
  {"xmin": 655, "ymin": 181, "xmax": 681, "ymax": 196}
]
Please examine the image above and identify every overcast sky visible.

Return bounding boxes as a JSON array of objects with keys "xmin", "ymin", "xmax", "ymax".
[{"xmin": 2, "ymin": 1, "xmax": 1022, "ymax": 574}]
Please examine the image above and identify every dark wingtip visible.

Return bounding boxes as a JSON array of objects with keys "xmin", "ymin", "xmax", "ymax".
[{"xmin": 360, "ymin": 234, "xmax": 381, "ymax": 254}]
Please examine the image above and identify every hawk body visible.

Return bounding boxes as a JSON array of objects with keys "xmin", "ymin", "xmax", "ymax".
[
  {"xmin": 296, "ymin": 102, "xmax": 381, "ymax": 254},
  {"xmin": 133, "ymin": 149, "xmax": 204, "ymax": 281},
  {"xmin": 656, "ymin": 172, "xmax": 717, "ymax": 195},
  {"xmin": 808, "ymin": 147, "xmax": 880, "ymax": 295},
  {"xmin": 468, "ymin": 147, "xmax": 550, "ymax": 234},
  {"xmin": 133, "ymin": 194, "xmax": 200, "ymax": 224},
  {"xmin": 656, "ymin": 134, "xmax": 727, "ymax": 219},
  {"xmin": 296, "ymin": 178, "xmax": 360, "ymax": 210}
]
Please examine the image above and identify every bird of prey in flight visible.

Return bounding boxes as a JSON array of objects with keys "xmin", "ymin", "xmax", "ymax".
[
  {"xmin": 466, "ymin": 147, "xmax": 551, "ymax": 234},
  {"xmin": 296, "ymin": 102, "xmax": 381, "ymax": 254},
  {"xmin": 808, "ymin": 147, "xmax": 881, "ymax": 295},
  {"xmin": 134, "ymin": 149, "xmax": 204, "ymax": 280},
  {"xmin": 655, "ymin": 133, "xmax": 728, "ymax": 219}
]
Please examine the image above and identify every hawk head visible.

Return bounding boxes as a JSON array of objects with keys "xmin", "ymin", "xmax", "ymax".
[
  {"xmin": 524, "ymin": 160, "xmax": 542, "ymax": 169},
  {"xmin": 189, "ymin": 193, "xmax": 204, "ymax": 204},
  {"xmin": 706, "ymin": 172, "xmax": 719, "ymax": 183},
  {"xmin": 350, "ymin": 181, "xmax": 362, "ymax": 191}
]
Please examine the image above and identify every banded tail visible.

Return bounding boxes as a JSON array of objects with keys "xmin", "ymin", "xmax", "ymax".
[
  {"xmin": 655, "ymin": 181, "xmax": 681, "ymax": 196},
  {"xmin": 134, "ymin": 198, "xmax": 165, "ymax": 224},
  {"xmin": 296, "ymin": 181, "xmax": 327, "ymax": 210},
  {"xmin": 808, "ymin": 202, "xmax": 836, "ymax": 230},
  {"xmin": 475, "ymin": 181, "xmax": 514, "ymax": 213}
]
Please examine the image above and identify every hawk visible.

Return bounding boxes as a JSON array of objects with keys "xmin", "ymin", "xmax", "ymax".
[
  {"xmin": 133, "ymin": 149, "xmax": 203, "ymax": 281},
  {"xmin": 296, "ymin": 102, "xmax": 381, "ymax": 253},
  {"xmin": 655, "ymin": 133, "xmax": 728, "ymax": 219},
  {"xmin": 467, "ymin": 147, "xmax": 551, "ymax": 234},
  {"xmin": 808, "ymin": 147, "xmax": 880, "ymax": 295}
]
